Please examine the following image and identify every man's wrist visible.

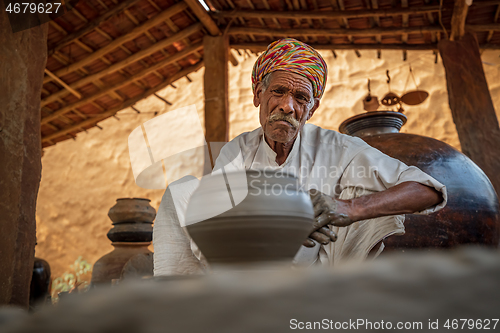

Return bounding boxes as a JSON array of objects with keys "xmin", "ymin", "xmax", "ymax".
[{"xmin": 336, "ymin": 198, "xmax": 362, "ymax": 223}]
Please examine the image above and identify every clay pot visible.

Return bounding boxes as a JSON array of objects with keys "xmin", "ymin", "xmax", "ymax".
[
  {"xmin": 108, "ymin": 198, "xmax": 156, "ymax": 224},
  {"xmin": 29, "ymin": 257, "xmax": 51, "ymax": 309},
  {"xmin": 186, "ymin": 170, "xmax": 314, "ymax": 265},
  {"xmin": 91, "ymin": 198, "xmax": 156, "ymax": 285},
  {"xmin": 91, "ymin": 243, "xmax": 152, "ymax": 285},
  {"xmin": 107, "ymin": 222, "xmax": 153, "ymax": 243},
  {"xmin": 340, "ymin": 111, "xmax": 500, "ymax": 249},
  {"xmin": 106, "ymin": 198, "xmax": 155, "ymax": 243}
]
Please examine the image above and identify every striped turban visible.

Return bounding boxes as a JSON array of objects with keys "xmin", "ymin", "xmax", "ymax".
[{"xmin": 252, "ymin": 38, "xmax": 328, "ymax": 99}]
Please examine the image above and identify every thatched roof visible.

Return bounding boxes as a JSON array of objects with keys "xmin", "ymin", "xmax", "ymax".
[{"xmin": 42, "ymin": 0, "xmax": 500, "ymax": 147}]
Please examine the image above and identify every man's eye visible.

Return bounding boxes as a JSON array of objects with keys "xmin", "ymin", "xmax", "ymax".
[
  {"xmin": 297, "ymin": 95, "xmax": 309, "ymax": 103},
  {"xmin": 272, "ymin": 89, "xmax": 284, "ymax": 95}
]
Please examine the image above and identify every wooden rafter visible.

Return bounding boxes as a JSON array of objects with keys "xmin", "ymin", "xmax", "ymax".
[
  {"xmin": 467, "ymin": 24, "xmax": 500, "ymax": 32},
  {"xmin": 49, "ymin": 2, "xmax": 189, "ymax": 79},
  {"xmin": 232, "ymin": 42, "xmax": 441, "ymax": 50},
  {"xmin": 336, "ymin": 0, "xmax": 358, "ymax": 57},
  {"xmin": 232, "ymin": 41, "xmax": 500, "ymax": 51},
  {"xmin": 182, "ymin": 0, "xmax": 239, "ymax": 65},
  {"xmin": 41, "ymin": 43, "xmax": 203, "ymax": 125},
  {"xmin": 401, "ymin": 0, "xmax": 409, "ymax": 60},
  {"xmin": 486, "ymin": 5, "xmax": 500, "ymax": 42},
  {"xmin": 450, "ymin": 0, "xmax": 469, "ymax": 40},
  {"xmin": 41, "ymin": 24, "xmax": 203, "ymax": 107},
  {"xmin": 213, "ymin": 6, "xmax": 443, "ymax": 20},
  {"xmin": 228, "ymin": 24, "xmax": 500, "ymax": 37},
  {"xmin": 183, "ymin": 0, "xmax": 220, "ymax": 35},
  {"xmin": 49, "ymin": 0, "xmax": 141, "ymax": 55},
  {"xmin": 44, "ymin": 69, "xmax": 82, "ymax": 99},
  {"xmin": 42, "ymin": 62, "xmax": 204, "ymax": 143},
  {"xmin": 228, "ymin": 25, "xmax": 444, "ymax": 37}
]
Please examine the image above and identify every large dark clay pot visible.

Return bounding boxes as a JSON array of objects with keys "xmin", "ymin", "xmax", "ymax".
[{"xmin": 340, "ymin": 111, "xmax": 500, "ymax": 250}]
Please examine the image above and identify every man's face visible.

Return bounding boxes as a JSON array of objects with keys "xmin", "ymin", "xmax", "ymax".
[{"xmin": 253, "ymin": 71, "xmax": 320, "ymax": 144}]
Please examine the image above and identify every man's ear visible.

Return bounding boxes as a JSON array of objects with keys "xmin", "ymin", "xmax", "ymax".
[
  {"xmin": 307, "ymin": 98, "xmax": 320, "ymax": 121},
  {"xmin": 253, "ymin": 82, "xmax": 262, "ymax": 107}
]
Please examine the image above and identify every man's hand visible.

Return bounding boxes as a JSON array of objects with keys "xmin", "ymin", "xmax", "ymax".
[
  {"xmin": 303, "ymin": 189, "xmax": 353, "ymax": 248},
  {"xmin": 302, "ymin": 182, "xmax": 443, "ymax": 248}
]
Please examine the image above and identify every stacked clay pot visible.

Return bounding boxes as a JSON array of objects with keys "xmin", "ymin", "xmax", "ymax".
[{"xmin": 91, "ymin": 198, "xmax": 155, "ymax": 285}]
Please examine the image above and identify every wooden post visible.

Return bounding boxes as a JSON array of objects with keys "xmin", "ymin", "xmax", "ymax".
[
  {"xmin": 203, "ymin": 35, "xmax": 229, "ymax": 146},
  {"xmin": 438, "ymin": 33, "xmax": 500, "ymax": 196},
  {"xmin": 0, "ymin": 14, "xmax": 47, "ymax": 307}
]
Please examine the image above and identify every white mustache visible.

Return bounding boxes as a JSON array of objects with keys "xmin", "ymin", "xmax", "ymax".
[{"xmin": 268, "ymin": 113, "xmax": 300, "ymax": 128}]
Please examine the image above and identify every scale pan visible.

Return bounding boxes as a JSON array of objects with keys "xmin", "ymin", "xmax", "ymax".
[{"xmin": 401, "ymin": 90, "xmax": 429, "ymax": 105}]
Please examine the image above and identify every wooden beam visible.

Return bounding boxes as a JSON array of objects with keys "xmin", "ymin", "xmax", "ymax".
[
  {"xmin": 438, "ymin": 33, "xmax": 500, "ymax": 196},
  {"xmin": 203, "ymin": 35, "xmax": 229, "ymax": 144},
  {"xmin": 228, "ymin": 25, "xmax": 443, "ymax": 37},
  {"xmin": 48, "ymin": 0, "xmax": 141, "ymax": 54},
  {"xmin": 214, "ymin": 6, "xmax": 443, "ymax": 20},
  {"xmin": 42, "ymin": 62, "xmax": 204, "ymax": 143},
  {"xmin": 183, "ymin": 0, "xmax": 220, "ymax": 35},
  {"xmin": 231, "ymin": 42, "xmax": 441, "ymax": 51},
  {"xmin": 51, "ymin": 2, "xmax": 188, "ymax": 78},
  {"xmin": 41, "ymin": 43, "xmax": 203, "ymax": 125},
  {"xmin": 182, "ymin": 0, "xmax": 238, "ymax": 66},
  {"xmin": 44, "ymin": 69, "xmax": 82, "ymax": 99},
  {"xmin": 450, "ymin": 0, "xmax": 469, "ymax": 40},
  {"xmin": 401, "ymin": 0, "xmax": 409, "ymax": 44},
  {"xmin": 336, "ymin": 0, "xmax": 358, "ymax": 58},
  {"xmin": 232, "ymin": 42, "xmax": 500, "ymax": 51},
  {"xmin": 41, "ymin": 25, "xmax": 203, "ymax": 107},
  {"xmin": 228, "ymin": 24, "xmax": 500, "ymax": 38},
  {"xmin": 486, "ymin": 5, "xmax": 500, "ymax": 42},
  {"xmin": 467, "ymin": 23, "xmax": 500, "ymax": 32}
]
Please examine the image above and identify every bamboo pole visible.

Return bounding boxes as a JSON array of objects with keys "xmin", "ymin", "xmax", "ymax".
[{"xmin": 42, "ymin": 62, "xmax": 204, "ymax": 143}]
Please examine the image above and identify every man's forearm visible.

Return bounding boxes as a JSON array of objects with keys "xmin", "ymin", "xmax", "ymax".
[{"xmin": 337, "ymin": 181, "xmax": 443, "ymax": 223}]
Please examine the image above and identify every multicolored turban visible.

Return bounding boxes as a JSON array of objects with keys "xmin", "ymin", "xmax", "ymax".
[{"xmin": 251, "ymin": 38, "xmax": 328, "ymax": 99}]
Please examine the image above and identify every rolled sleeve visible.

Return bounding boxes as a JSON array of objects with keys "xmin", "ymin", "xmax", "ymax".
[{"xmin": 340, "ymin": 146, "xmax": 447, "ymax": 215}]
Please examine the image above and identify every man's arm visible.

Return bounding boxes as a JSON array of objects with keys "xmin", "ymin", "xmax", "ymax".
[
  {"xmin": 337, "ymin": 181, "xmax": 442, "ymax": 225},
  {"xmin": 304, "ymin": 181, "xmax": 443, "ymax": 247}
]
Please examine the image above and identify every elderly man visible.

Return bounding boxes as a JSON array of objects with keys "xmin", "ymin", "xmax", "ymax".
[{"xmin": 153, "ymin": 38, "xmax": 446, "ymax": 274}]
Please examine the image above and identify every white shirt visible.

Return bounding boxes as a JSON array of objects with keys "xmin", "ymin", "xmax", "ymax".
[
  {"xmin": 211, "ymin": 124, "xmax": 447, "ymax": 265},
  {"xmin": 153, "ymin": 123, "xmax": 448, "ymax": 274}
]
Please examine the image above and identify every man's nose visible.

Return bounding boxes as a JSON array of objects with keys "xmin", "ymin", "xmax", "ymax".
[{"xmin": 278, "ymin": 93, "xmax": 295, "ymax": 114}]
